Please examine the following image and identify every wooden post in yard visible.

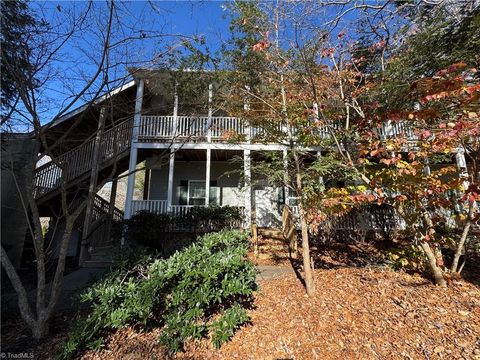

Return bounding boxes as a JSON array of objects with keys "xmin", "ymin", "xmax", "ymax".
[
  {"xmin": 251, "ymin": 222, "xmax": 258, "ymax": 258},
  {"xmin": 105, "ymin": 178, "xmax": 118, "ymax": 244}
]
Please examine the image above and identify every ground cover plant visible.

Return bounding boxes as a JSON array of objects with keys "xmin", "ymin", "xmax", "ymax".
[{"xmin": 61, "ymin": 230, "xmax": 256, "ymax": 358}]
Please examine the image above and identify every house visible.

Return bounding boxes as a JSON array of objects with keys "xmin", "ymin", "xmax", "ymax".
[{"xmin": 4, "ymin": 69, "xmax": 468, "ymax": 267}]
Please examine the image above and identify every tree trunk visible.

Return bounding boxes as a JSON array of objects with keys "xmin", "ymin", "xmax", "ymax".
[
  {"xmin": 298, "ymin": 202, "xmax": 315, "ymax": 295},
  {"xmin": 451, "ymin": 202, "xmax": 474, "ymax": 273},
  {"xmin": 293, "ymin": 152, "xmax": 315, "ymax": 295},
  {"xmin": 419, "ymin": 242, "xmax": 447, "ymax": 287},
  {"xmin": 31, "ymin": 317, "xmax": 49, "ymax": 339}
]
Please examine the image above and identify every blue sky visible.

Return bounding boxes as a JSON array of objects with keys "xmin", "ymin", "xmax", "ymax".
[
  {"xmin": 29, "ymin": 1, "xmax": 232, "ymax": 125},
  {"xmin": 24, "ymin": 1, "xmax": 393, "ymax": 126}
]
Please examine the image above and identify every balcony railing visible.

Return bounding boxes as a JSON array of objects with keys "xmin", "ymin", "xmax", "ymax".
[
  {"xmin": 138, "ymin": 115, "xmax": 418, "ymax": 144},
  {"xmin": 131, "ymin": 199, "xmax": 245, "ymax": 218}
]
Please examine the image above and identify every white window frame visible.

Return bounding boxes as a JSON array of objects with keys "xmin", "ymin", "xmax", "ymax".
[{"xmin": 187, "ymin": 180, "xmax": 206, "ymax": 205}]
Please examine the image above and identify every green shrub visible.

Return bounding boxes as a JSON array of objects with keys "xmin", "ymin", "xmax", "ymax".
[{"xmin": 61, "ymin": 230, "xmax": 256, "ymax": 358}]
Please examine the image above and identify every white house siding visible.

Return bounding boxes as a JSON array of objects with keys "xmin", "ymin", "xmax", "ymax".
[{"xmin": 147, "ymin": 160, "xmax": 245, "ymax": 207}]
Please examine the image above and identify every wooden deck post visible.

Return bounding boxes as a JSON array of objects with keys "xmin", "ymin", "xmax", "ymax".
[
  {"xmin": 124, "ymin": 78, "xmax": 144, "ymax": 221},
  {"xmin": 79, "ymin": 106, "xmax": 106, "ymax": 265},
  {"xmin": 205, "ymin": 148, "xmax": 211, "ymax": 206},
  {"xmin": 105, "ymin": 178, "xmax": 118, "ymax": 243}
]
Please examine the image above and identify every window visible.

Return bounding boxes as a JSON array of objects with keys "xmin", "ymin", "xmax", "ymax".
[{"xmin": 188, "ymin": 180, "xmax": 206, "ymax": 205}]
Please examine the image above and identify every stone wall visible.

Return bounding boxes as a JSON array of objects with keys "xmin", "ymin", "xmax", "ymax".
[{"xmin": 1, "ymin": 135, "xmax": 36, "ymax": 268}]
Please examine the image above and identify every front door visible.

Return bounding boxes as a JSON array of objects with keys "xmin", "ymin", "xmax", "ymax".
[{"xmin": 254, "ymin": 187, "xmax": 282, "ymax": 228}]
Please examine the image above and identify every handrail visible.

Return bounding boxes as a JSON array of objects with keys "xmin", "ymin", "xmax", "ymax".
[
  {"xmin": 92, "ymin": 194, "xmax": 123, "ymax": 222},
  {"xmin": 138, "ymin": 115, "xmax": 418, "ymax": 144},
  {"xmin": 33, "ymin": 117, "xmax": 133, "ymax": 199}
]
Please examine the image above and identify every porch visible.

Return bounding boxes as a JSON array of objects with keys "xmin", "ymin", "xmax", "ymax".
[{"xmin": 125, "ymin": 149, "xmax": 290, "ymax": 229}]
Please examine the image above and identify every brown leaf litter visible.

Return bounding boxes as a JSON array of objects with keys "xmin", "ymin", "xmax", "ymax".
[{"xmin": 76, "ymin": 267, "xmax": 479, "ymax": 360}]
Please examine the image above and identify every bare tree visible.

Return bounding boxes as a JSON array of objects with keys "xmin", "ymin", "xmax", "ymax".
[{"xmin": 0, "ymin": 0, "xmax": 194, "ymax": 338}]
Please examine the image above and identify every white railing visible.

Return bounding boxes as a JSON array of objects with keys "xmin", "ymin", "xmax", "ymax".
[
  {"xmin": 211, "ymin": 117, "xmax": 245, "ymax": 140},
  {"xmin": 138, "ymin": 115, "xmax": 419, "ymax": 144},
  {"xmin": 130, "ymin": 201, "xmax": 204, "ymax": 217},
  {"xmin": 377, "ymin": 120, "xmax": 417, "ymax": 141},
  {"xmin": 170, "ymin": 205, "xmax": 201, "ymax": 216},
  {"xmin": 130, "ymin": 200, "xmax": 246, "ymax": 221},
  {"xmin": 34, "ymin": 117, "xmax": 133, "ymax": 199},
  {"xmin": 131, "ymin": 199, "xmax": 168, "ymax": 215}
]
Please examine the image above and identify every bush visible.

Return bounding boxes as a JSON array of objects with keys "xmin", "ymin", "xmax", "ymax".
[{"xmin": 62, "ymin": 230, "xmax": 256, "ymax": 358}]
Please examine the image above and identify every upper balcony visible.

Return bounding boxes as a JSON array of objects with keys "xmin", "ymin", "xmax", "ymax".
[{"xmin": 137, "ymin": 115, "xmax": 416, "ymax": 146}]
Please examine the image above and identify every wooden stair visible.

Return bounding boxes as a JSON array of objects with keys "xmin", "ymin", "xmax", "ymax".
[
  {"xmin": 254, "ymin": 227, "xmax": 291, "ymax": 262},
  {"xmin": 82, "ymin": 245, "xmax": 115, "ymax": 268},
  {"xmin": 33, "ymin": 118, "xmax": 133, "ymax": 204}
]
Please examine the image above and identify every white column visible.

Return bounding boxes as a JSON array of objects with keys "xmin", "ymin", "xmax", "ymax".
[
  {"xmin": 132, "ymin": 79, "xmax": 144, "ymax": 141},
  {"xmin": 316, "ymin": 151, "xmax": 324, "ymax": 187},
  {"xmin": 207, "ymin": 83, "xmax": 213, "ymax": 143},
  {"xmin": 167, "ymin": 148, "xmax": 175, "ymax": 210},
  {"xmin": 244, "ymin": 85, "xmax": 251, "ymax": 143},
  {"xmin": 124, "ymin": 79, "xmax": 144, "ymax": 220},
  {"xmin": 283, "ymin": 149, "xmax": 289, "ymax": 205},
  {"xmin": 456, "ymin": 147, "xmax": 469, "ymax": 190},
  {"xmin": 172, "ymin": 81, "xmax": 178, "ymax": 139},
  {"xmin": 244, "ymin": 149, "xmax": 252, "ymax": 228},
  {"xmin": 205, "ymin": 148, "xmax": 211, "ymax": 206}
]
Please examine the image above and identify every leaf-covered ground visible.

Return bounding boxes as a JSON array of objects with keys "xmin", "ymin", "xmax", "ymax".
[{"xmin": 72, "ymin": 267, "xmax": 479, "ymax": 360}]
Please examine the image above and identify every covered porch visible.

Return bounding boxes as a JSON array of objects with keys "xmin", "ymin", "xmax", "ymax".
[{"xmin": 124, "ymin": 148, "xmax": 294, "ymax": 229}]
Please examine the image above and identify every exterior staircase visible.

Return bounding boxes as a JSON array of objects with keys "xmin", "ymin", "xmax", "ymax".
[
  {"xmin": 81, "ymin": 194, "xmax": 123, "ymax": 268},
  {"xmin": 31, "ymin": 119, "xmax": 131, "ymax": 267},
  {"xmin": 250, "ymin": 206, "xmax": 299, "ymax": 263},
  {"xmin": 33, "ymin": 117, "xmax": 133, "ymax": 203},
  {"xmin": 253, "ymin": 228, "xmax": 292, "ymax": 263}
]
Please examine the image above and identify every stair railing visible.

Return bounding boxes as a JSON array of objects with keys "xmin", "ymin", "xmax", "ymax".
[{"xmin": 33, "ymin": 117, "xmax": 133, "ymax": 199}]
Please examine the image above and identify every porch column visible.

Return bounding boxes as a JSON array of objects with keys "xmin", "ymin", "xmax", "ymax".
[
  {"xmin": 283, "ymin": 149, "xmax": 289, "ymax": 204},
  {"xmin": 423, "ymin": 157, "xmax": 431, "ymax": 176},
  {"xmin": 124, "ymin": 78, "xmax": 144, "ymax": 220},
  {"xmin": 244, "ymin": 149, "xmax": 252, "ymax": 228},
  {"xmin": 244, "ymin": 85, "xmax": 251, "ymax": 143},
  {"xmin": 456, "ymin": 147, "xmax": 469, "ymax": 190},
  {"xmin": 316, "ymin": 151, "xmax": 324, "ymax": 187},
  {"xmin": 207, "ymin": 83, "xmax": 213, "ymax": 143},
  {"xmin": 205, "ymin": 148, "xmax": 211, "ymax": 206},
  {"xmin": 167, "ymin": 148, "xmax": 175, "ymax": 211},
  {"xmin": 172, "ymin": 81, "xmax": 178, "ymax": 140}
]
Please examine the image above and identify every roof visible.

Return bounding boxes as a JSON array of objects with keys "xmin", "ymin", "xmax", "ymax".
[{"xmin": 45, "ymin": 79, "xmax": 136, "ymax": 129}]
